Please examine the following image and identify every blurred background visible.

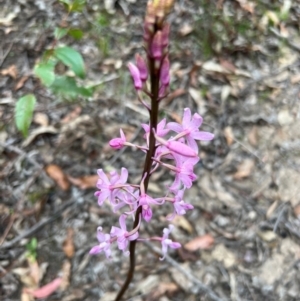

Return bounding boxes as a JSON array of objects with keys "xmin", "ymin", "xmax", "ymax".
[{"xmin": 0, "ymin": 0, "xmax": 300, "ymax": 300}]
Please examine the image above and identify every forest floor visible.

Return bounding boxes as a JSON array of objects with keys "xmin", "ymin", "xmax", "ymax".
[{"xmin": 1, "ymin": 0, "xmax": 300, "ymax": 300}]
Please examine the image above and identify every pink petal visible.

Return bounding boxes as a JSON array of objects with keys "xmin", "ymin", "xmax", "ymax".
[
  {"xmin": 167, "ymin": 122, "xmax": 183, "ymax": 133},
  {"xmin": 120, "ymin": 129, "xmax": 126, "ymax": 140},
  {"xmin": 119, "ymin": 214, "xmax": 127, "ymax": 231},
  {"xmin": 97, "ymin": 190, "xmax": 110, "ymax": 206},
  {"xmin": 110, "ymin": 226, "xmax": 123, "ymax": 237},
  {"xmin": 97, "ymin": 227, "xmax": 105, "ymax": 242},
  {"xmin": 142, "ymin": 206, "xmax": 152, "ymax": 222},
  {"xmin": 89, "ymin": 245, "xmax": 102, "ymax": 255},
  {"xmin": 186, "ymin": 136, "xmax": 198, "ymax": 152},
  {"xmin": 120, "ymin": 167, "xmax": 128, "ymax": 183},
  {"xmin": 169, "ymin": 242, "xmax": 181, "ymax": 249},
  {"xmin": 182, "ymin": 108, "xmax": 191, "ymax": 126},
  {"xmin": 97, "ymin": 169, "xmax": 109, "ymax": 185},
  {"xmin": 189, "ymin": 113, "xmax": 203, "ymax": 129},
  {"xmin": 128, "ymin": 231, "xmax": 139, "ymax": 241},
  {"xmin": 191, "ymin": 131, "xmax": 214, "ymax": 141},
  {"xmin": 141, "ymin": 123, "xmax": 150, "ymax": 133}
]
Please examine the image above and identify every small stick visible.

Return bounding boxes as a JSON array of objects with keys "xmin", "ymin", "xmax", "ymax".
[{"xmin": 145, "ymin": 241, "xmax": 227, "ymax": 301}]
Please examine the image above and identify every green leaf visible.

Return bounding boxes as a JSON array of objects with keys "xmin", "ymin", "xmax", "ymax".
[
  {"xmin": 15, "ymin": 94, "xmax": 36, "ymax": 138},
  {"xmin": 50, "ymin": 76, "xmax": 93, "ymax": 99},
  {"xmin": 59, "ymin": 0, "xmax": 85, "ymax": 12},
  {"xmin": 34, "ymin": 60, "xmax": 55, "ymax": 87},
  {"xmin": 68, "ymin": 28, "xmax": 83, "ymax": 40},
  {"xmin": 54, "ymin": 27, "xmax": 69, "ymax": 40},
  {"xmin": 70, "ymin": 0, "xmax": 85, "ymax": 12},
  {"xmin": 54, "ymin": 46, "xmax": 85, "ymax": 79}
]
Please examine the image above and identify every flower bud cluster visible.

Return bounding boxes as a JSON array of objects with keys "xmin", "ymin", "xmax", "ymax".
[{"xmin": 90, "ymin": 108, "xmax": 214, "ymax": 259}]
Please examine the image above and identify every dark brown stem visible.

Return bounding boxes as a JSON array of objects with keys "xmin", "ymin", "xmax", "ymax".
[{"xmin": 115, "ymin": 57, "xmax": 159, "ymax": 301}]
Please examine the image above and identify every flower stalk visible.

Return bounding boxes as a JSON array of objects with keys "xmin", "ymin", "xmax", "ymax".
[{"xmin": 89, "ymin": 1, "xmax": 214, "ymax": 300}]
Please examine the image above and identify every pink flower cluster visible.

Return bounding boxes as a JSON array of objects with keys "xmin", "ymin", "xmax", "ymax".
[
  {"xmin": 90, "ymin": 3, "xmax": 214, "ymax": 261},
  {"xmin": 90, "ymin": 108, "xmax": 214, "ymax": 259}
]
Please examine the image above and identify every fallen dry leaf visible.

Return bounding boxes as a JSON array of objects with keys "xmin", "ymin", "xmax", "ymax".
[
  {"xmin": 211, "ymin": 244, "xmax": 236, "ymax": 268},
  {"xmin": 171, "ymin": 215, "xmax": 193, "ymax": 234},
  {"xmin": 0, "ymin": 11, "xmax": 18, "ymax": 26},
  {"xmin": 291, "ymin": 74, "xmax": 300, "ymax": 84},
  {"xmin": 28, "ymin": 260, "xmax": 40, "ymax": 286},
  {"xmin": 60, "ymin": 260, "xmax": 71, "ymax": 290},
  {"xmin": 236, "ymin": 0, "xmax": 255, "ymax": 14},
  {"xmin": 63, "ymin": 228, "xmax": 75, "ymax": 258},
  {"xmin": 188, "ymin": 87, "xmax": 207, "ymax": 115},
  {"xmin": 223, "ymin": 126, "xmax": 234, "ymax": 146},
  {"xmin": 293, "ymin": 204, "xmax": 300, "ymax": 219},
  {"xmin": 179, "ymin": 23, "xmax": 193, "ymax": 36},
  {"xmin": 202, "ymin": 60, "xmax": 231, "ymax": 74},
  {"xmin": 219, "ymin": 59, "xmax": 236, "ymax": 73},
  {"xmin": 45, "ymin": 164, "xmax": 70, "ymax": 191},
  {"xmin": 33, "ymin": 113, "xmax": 49, "ymax": 127},
  {"xmin": 15, "ymin": 75, "xmax": 29, "ymax": 90},
  {"xmin": 233, "ymin": 159, "xmax": 255, "ymax": 179},
  {"xmin": 152, "ymin": 282, "xmax": 178, "ymax": 299},
  {"xmin": 184, "ymin": 234, "xmax": 215, "ymax": 251},
  {"xmin": 68, "ymin": 175, "xmax": 98, "ymax": 189},
  {"xmin": 21, "ymin": 291, "xmax": 32, "ymax": 301},
  {"xmin": 61, "ymin": 106, "xmax": 82, "ymax": 124},
  {"xmin": 248, "ymin": 126, "xmax": 258, "ymax": 146},
  {"xmin": 22, "ymin": 126, "xmax": 58, "ymax": 147},
  {"xmin": 24, "ymin": 278, "xmax": 62, "ymax": 299},
  {"xmin": 1, "ymin": 65, "xmax": 18, "ymax": 79}
]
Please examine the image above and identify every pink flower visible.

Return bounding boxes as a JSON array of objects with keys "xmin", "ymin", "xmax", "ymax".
[
  {"xmin": 139, "ymin": 174, "xmax": 164, "ymax": 222},
  {"xmin": 110, "ymin": 215, "xmax": 139, "ymax": 256},
  {"xmin": 109, "ymin": 129, "xmax": 126, "ymax": 149},
  {"xmin": 128, "ymin": 63, "xmax": 142, "ymax": 90},
  {"xmin": 167, "ymin": 108, "xmax": 214, "ymax": 152},
  {"xmin": 168, "ymin": 189, "xmax": 194, "ymax": 219},
  {"xmin": 95, "ymin": 168, "xmax": 128, "ymax": 206},
  {"xmin": 160, "ymin": 225, "xmax": 181, "ymax": 260},
  {"xmin": 112, "ymin": 187, "xmax": 137, "ymax": 213},
  {"xmin": 169, "ymin": 156, "xmax": 199, "ymax": 190},
  {"xmin": 89, "ymin": 227, "xmax": 112, "ymax": 259},
  {"xmin": 142, "ymin": 118, "xmax": 169, "ymax": 140}
]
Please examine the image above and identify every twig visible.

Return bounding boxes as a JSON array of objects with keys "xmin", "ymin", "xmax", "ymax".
[
  {"xmin": 0, "ymin": 199, "xmax": 74, "ymax": 249},
  {"xmin": 0, "ymin": 169, "xmax": 42, "ymax": 246},
  {"xmin": 0, "ymin": 142, "xmax": 42, "ymax": 169},
  {"xmin": 269, "ymin": 28, "xmax": 300, "ymax": 53},
  {"xmin": 145, "ymin": 242, "xmax": 227, "ymax": 301},
  {"xmin": 0, "ymin": 42, "xmax": 14, "ymax": 68}
]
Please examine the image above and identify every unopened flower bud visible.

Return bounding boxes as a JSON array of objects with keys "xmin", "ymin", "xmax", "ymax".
[
  {"xmin": 128, "ymin": 62, "xmax": 142, "ymax": 90},
  {"xmin": 145, "ymin": 2, "xmax": 156, "ymax": 24},
  {"xmin": 160, "ymin": 57, "xmax": 170, "ymax": 86},
  {"xmin": 151, "ymin": 31, "xmax": 163, "ymax": 59},
  {"xmin": 161, "ymin": 23, "xmax": 170, "ymax": 47},
  {"xmin": 135, "ymin": 54, "xmax": 148, "ymax": 82},
  {"xmin": 109, "ymin": 129, "xmax": 126, "ymax": 150}
]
